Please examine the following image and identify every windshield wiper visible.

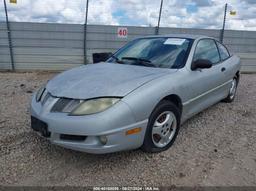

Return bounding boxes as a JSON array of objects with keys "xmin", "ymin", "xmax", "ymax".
[
  {"xmin": 109, "ymin": 55, "xmax": 123, "ymax": 64},
  {"xmin": 121, "ymin": 57, "xmax": 156, "ymax": 67}
]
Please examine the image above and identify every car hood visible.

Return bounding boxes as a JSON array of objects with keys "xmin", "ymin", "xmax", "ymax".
[{"xmin": 47, "ymin": 62, "xmax": 176, "ymax": 99}]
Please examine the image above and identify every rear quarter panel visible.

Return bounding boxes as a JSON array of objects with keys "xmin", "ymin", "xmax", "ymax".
[{"xmin": 224, "ymin": 54, "xmax": 241, "ymax": 79}]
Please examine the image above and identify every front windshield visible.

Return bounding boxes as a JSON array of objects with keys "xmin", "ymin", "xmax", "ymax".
[{"xmin": 107, "ymin": 37, "xmax": 193, "ymax": 68}]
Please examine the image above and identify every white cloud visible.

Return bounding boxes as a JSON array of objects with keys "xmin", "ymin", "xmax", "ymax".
[
  {"xmin": 88, "ymin": 0, "xmax": 118, "ymax": 25},
  {"xmin": 0, "ymin": 0, "xmax": 255, "ymax": 31}
]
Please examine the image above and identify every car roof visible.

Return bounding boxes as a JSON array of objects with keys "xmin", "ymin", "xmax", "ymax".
[{"xmin": 138, "ymin": 34, "xmax": 212, "ymax": 40}]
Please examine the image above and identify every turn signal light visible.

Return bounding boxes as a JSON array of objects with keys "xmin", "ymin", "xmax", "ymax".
[{"xmin": 126, "ymin": 127, "xmax": 142, "ymax": 135}]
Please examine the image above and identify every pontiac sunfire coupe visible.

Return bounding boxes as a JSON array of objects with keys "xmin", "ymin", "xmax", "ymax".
[{"xmin": 31, "ymin": 34, "xmax": 241, "ymax": 154}]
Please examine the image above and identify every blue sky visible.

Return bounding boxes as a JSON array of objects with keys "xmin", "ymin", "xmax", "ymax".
[
  {"xmin": 0, "ymin": 0, "xmax": 255, "ymax": 31},
  {"xmin": 186, "ymin": 4, "xmax": 198, "ymax": 13}
]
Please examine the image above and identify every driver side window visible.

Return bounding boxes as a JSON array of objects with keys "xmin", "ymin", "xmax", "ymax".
[{"xmin": 193, "ymin": 39, "xmax": 220, "ymax": 64}]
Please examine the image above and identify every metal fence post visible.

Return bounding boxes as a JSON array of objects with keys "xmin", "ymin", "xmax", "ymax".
[
  {"xmin": 83, "ymin": 0, "xmax": 89, "ymax": 64},
  {"xmin": 3, "ymin": 0, "xmax": 15, "ymax": 71},
  {"xmin": 220, "ymin": 3, "xmax": 227, "ymax": 43},
  {"xmin": 155, "ymin": 0, "xmax": 163, "ymax": 35}
]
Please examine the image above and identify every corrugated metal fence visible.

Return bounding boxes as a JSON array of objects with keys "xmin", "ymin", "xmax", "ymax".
[{"xmin": 0, "ymin": 22, "xmax": 255, "ymax": 72}]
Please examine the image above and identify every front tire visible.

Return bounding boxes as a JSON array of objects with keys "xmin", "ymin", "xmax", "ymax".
[{"xmin": 141, "ymin": 100, "xmax": 181, "ymax": 153}]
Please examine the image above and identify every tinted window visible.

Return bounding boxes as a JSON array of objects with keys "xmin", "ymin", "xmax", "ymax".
[
  {"xmin": 216, "ymin": 41, "xmax": 230, "ymax": 60},
  {"xmin": 108, "ymin": 37, "xmax": 192, "ymax": 69},
  {"xmin": 193, "ymin": 39, "xmax": 220, "ymax": 64}
]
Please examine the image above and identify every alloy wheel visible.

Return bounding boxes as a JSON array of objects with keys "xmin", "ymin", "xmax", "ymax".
[
  {"xmin": 151, "ymin": 111, "xmax": 177, "ymax": 148},
  {"xmin": 229, "ymin": 78, "xmax": 237, "ymax": 100}
]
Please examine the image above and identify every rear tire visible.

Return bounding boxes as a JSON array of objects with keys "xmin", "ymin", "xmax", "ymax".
[
  {"xmin": 141, "ymin": 100, "xmax": 181, "ymax": 153},
  {"xmin": 222, "ymin": 77, "xmax": 238, "ymax": 103}
]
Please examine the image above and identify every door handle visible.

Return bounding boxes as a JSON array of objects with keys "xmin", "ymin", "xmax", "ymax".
[{"xmin": 221, "ymin": 67, "xmax": 226, "ymax": 72}]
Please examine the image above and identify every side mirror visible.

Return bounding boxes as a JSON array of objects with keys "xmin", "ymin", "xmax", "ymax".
[
  {"xmin": 191, "ymin": 59, "xmax": 213, "ymax": 70},
  {"xmin": 92, "ymin": 52, "xmax": 112, "ymax": 63}
]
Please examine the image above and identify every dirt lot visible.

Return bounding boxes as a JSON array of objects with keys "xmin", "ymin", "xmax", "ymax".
[{"xmin": 0, "ymin": 72, "xmax": 256, "ymax": 186}]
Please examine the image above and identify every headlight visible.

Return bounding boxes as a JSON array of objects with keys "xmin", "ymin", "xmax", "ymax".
[
  {"xmin": 69, "ymin": 98, "xmax": 120, "ymax": 116},
  {"xmin": 36, "ymin": 85, "xmax": 46, "ymax": 102}
]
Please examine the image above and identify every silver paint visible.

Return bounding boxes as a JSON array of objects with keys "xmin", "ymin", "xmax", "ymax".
[{"xmin": 46, "ymin": 62, "xmax": 174, "ymax": 99}]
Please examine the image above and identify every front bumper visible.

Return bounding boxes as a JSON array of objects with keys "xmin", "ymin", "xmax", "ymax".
[{"xmin": 30, "ymin": 93, "xmax": 148, "ymax": 154}]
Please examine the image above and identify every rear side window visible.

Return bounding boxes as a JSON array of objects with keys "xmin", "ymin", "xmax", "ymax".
[
  {"xmin": 193, "ymin": 39, "xmax": 220, "ymax": 64},
  {"xmin": 216, "ymin": 41, "xmax": 230, "ymax": 60}
]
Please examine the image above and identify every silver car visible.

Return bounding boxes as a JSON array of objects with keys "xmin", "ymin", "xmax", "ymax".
[{"xmin": 30, "ymin": 34, "xmax": 240, "ymax": 154}]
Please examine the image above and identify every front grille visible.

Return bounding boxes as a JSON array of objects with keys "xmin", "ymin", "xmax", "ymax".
[
  {"xmin": 51, "ymin": 98, "xmax": 71, "ymax": 112},
  {"xmin": 60, "ymin": 134, "xmax": 87, "ymax": 141},
  {"xmin": 51, "ymin": 98, "xmax": 80, "ymax": 113}
]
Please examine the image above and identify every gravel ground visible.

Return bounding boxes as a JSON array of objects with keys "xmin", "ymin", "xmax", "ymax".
[{"xmin": 0, "ymin": 72, "xmax": 256, "ymax": 186}]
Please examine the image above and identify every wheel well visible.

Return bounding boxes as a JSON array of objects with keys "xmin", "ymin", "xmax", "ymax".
[
  {"xmin": 235, "ymin": 71, "xmax": 240, "ymax": 82},
  {"xmin": 162, "ymin": 94, "xmax": 182, "ymax": 114}
]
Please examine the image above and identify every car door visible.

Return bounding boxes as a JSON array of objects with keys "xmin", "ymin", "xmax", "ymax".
[
  {"xmin": 183, "ymin": 38, "xmax": 227, "ymax": 120},
  {"xmin": 216, "ymin": 41, "xmax": 235, "ymax": 86}
]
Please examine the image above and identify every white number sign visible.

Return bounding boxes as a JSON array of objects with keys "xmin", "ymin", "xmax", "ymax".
[{"xmin": 117, "ymin": 27, "xmax": 128, "ymax": 38}]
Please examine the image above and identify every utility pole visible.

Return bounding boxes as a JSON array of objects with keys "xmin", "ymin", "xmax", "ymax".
[
  {"xmin": 155, "ymin": 0, "xmax": 163, "ymax": 35},
  {"xmin": 4, "ymin": 0, "xmax": 15, "ymax": 71},
  {"xmin": 84, "ymin": 0, "xmax": 89, "ymax": 64},
  {"xmin": 220, "ymin": 3, "xmax": 227, "ymax": 43}
]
